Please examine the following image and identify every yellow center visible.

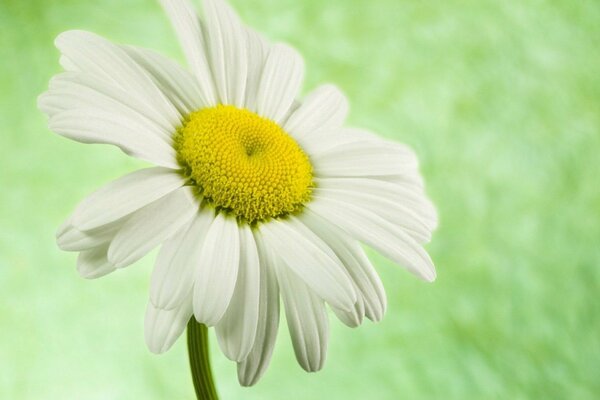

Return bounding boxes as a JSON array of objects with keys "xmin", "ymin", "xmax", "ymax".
[{"xmin": 174, "ymin": 105, "xmax": 313, "ymax": 223}]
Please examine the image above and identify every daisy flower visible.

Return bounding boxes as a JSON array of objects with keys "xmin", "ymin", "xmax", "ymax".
[{"xmin": 39, "ymin": 0, "xmax": 437, "ymax": 388}]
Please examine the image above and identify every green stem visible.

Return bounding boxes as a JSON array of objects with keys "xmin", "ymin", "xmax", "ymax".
[{"xmin": 187, "ymin": 319, "xmax": 219, "ymax": 400}]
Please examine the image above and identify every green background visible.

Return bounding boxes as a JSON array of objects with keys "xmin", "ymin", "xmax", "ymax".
[{"xmin": 1, "ymin": 0, "xmax": 599, "ymax": 398}]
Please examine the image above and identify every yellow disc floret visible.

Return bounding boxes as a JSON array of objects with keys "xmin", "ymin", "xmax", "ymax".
[{"xmin": 175, "ymin": 105, "xmax": 313, "ymax": 223}]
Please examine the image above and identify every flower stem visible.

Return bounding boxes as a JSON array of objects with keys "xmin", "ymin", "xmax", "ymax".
[{"xmin": 187, "ymin": 319, "xmax": 219, "ymax": 400}]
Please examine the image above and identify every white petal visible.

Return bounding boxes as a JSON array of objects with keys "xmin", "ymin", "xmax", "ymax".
[
  {"xmin": 203, "ymin": 0, "xmax": 248, "ymax": 107},
  {"xmin": 193, "ymin": 214, "xmax": 240, "ymax": 326},
  {"xmin": 57, "ymin": 219, "xmax": 123, "ymax": 252},
  {"xmin": 72, "ymin": 167, "xmax": 185, "ymax": 231},
  {"xmin": 341, "ymin": 130, "xmax": 422, "ymax": 177},
  {"xmin": 348, "ymin": 249, "xmax": 386, "ymax": 322},
  {"xmin": 122, "ymin": 46, "xmax": 205, "ymax": 114},
  {"xmin": 331, "ymin": 296, "xmax": 365, "ymax": 328},
  {"xmin": 285, "ymin": 84, "xmax": 348, "ymax": 139},
  {"xmin": 59, "ymin": 55, "xmax": 77, "ymax": 71},
  {"xmin": 49, "ymin": 108, "xmax": 178, "ymax": 169},
  {"xmin": 150, "ymin": 209, "xmax": 214, "ymax": 310},
  {"xmin": 237, "ymin": 231, "xmax": 280, "ymax": 386},
  {"xmin": 379, "ymin": 172, "xmax": 426, "ymax": 192},
  {"xmin": 39, "ymin": 72, "xmax": 177, "ymax": 135},
  {"xmin": 255, "ymin": 43, "xmax": 304, "ymax": 123},
  {"xmin": 145, "ymin": 296, "xmax": 193, "ymax": 354},
  {"xmin": 312, "ymin": 140, "xmax": 418, "ymax": 178},
  {"xmin": 320, "ymin": 127, "xmax": 418, "ymax": 157},
  {"xmin": 301, "ymin": 127, "xmax": 420, "ymax": 176},
  {"xmin": 215, "ymin": 225, "xmax": 260, "ymax": 361},
  {"xmin": 54, "ymin": 30, "xmax": 181, "ymax": 126},
  {"xmin": 76, "ymin": 244, "xmax": 116, "ymax": 279},
  {"xmin": 159, "ymin": 0, "xmax": 217, "ymax": 106},
  {"xmin": 244, "ymin": 28, "xmax": 269, "ymax": 112},
  {"xmin": 259, "ymin": 217, "xmax": 356, "ymax": 311},
  {"xmin": 44, "ymin": 89, "xmax": 171, "ymax": 142},
  {"xmin": 314, "ymin": 188, "xmax": 432, "ymax": 243},
  {"xmin": 315, "ymin": 177, "xmax": 437, "ymax": 230},
  {"xmin": 108, "ymin": 187, "xmax": 198, "ymax": 268},
  {"xmin": 307, "ymin": 196, "xmax": 436, "ymax": 282},
  {"xmin": 276, "ymin": 262, "xmax": 328, "ymax": 372},
  {"xmin": 301, "ymin": 210, "xmax": 386, "ymax": 322}
]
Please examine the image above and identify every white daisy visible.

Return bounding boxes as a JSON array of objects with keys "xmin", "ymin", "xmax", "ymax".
[{"xmin": 39, "ymin": 0, "xmax": 437, "ymax": 387}]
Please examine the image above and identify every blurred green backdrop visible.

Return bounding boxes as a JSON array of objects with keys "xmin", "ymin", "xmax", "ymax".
[{"xmin": 1, "ymin": 0, "xmax": 599, "ymax": 398}]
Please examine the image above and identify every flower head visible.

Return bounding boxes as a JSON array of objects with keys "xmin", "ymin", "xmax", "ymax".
[{"xmin": 39, "ymin": 0, "xmax": 437, "ymax": 386}]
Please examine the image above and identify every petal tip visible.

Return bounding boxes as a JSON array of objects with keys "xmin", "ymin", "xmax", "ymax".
[
  {"xmin": 423, "ymin": 265, "xmax": 437, "ymax": 282},
  {"xmin": 106, "ymin": 246, "xmax": 127, "ymax": 269}
]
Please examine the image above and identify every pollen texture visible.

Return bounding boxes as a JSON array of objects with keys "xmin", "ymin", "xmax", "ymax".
[{"xmin": 175, "ymin": 105, "xmax": 313, "ymax": 223}]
